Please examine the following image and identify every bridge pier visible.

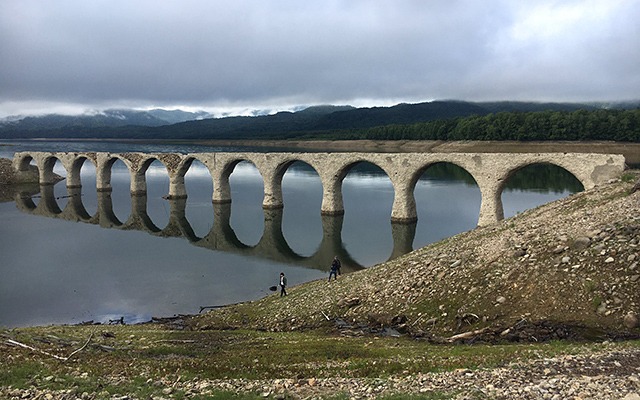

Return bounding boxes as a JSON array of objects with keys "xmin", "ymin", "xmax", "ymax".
[
  {"xmin": 261, "ymin": 168, "xmax": 284, "ymax": 210},
  {"xmin": 96, "ymin": 156, "xmax": 114, "ymax": 192},
  {"xmin": 390, "ymin": 178, "xmax": 418, "ymax": 223},
  {"xmin": 167, "ymin": 173, "xmax": 188, "ymax": 199},
  {"xmin": 212, "ymin": 166, "xmax": 232, "ymax": 204},
  {"xmin": 130, "ymin": 169, "xmax": 147, "ymax": 196},
  {"xmin": 38, "ymin": 157, "xmax": 62, "ymax": 185},
  {"xmin": 58, "ymin": 155, "xmax": 81, "ymax": 189},
  {"xmin": 477, "ymin": 180, "xmax": 505, "ymax": 227},
  {"xmin": 319, "ymin": 168, "xmax": 345, "ymax": 216}
]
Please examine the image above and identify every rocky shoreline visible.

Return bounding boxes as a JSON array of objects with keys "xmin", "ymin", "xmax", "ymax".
[
  {"xmin": 195, "ymin": 171, "xmax": 640, "ymax": 341},
  {"xmin": 2, "ymin": 345, "xmax": 639, "ymax": 399}
]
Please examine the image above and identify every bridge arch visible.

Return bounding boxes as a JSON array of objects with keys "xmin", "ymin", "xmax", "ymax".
[
  {"xmin": 499, "ymin": 162, "xmax": 584, "ymax": 218},
  {"xmin": 280, "ymin": 160, "xmax": 324, "ymax": 256},
  {"xmin": 228, "ymin": 159, "xmax": 265, "ymax": 246},
  {"xmin": 340, "ymin": 160, "xmax": 396, "ymax": 265},
  {"xmin": 97, "ymin": 155, "xmax": 133, "ymax": 192},
  {"xmin": 497, "ymin": 159, "xmax": 588, "ymax": 195},
  {"xmin": 67, "ymin": 156, "xmax": 96, "ymax": 189},
  {"xmin": 318, "ymin": 156, "xmax": 391, "ymax": 217},
  {"xmin": 41, "ymin": 154, "xmax": 66, "ymax": 186},
  {"xmin": 99, "ymin": 157, "xmax": 133, "ymax": 226},
  {"xmin": 182, "ymin": 157, "xmax": 215, "ymax": 238}
]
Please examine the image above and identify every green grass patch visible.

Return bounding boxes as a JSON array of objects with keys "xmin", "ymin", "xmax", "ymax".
[{"xmin": 4, "ymin": 325, "xmax": 640, "ymax": 398}]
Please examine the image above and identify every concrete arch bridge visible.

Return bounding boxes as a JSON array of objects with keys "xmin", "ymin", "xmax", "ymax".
[{"xmin": 12, "ymin": 150, "xmax": 626, "ymax": 226}]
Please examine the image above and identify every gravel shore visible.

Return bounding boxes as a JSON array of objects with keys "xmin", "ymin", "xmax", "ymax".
[{"xmin": 2, "ymin": 346, "xmax": 639, "ymax": 399}]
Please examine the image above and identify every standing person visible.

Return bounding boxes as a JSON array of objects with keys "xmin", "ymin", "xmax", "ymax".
[
  {"xmin": 328, "ymin": 256, "xmax": 341, "ymax": 281},
  {"xmin": 279, "ymin": 272, "xmax": 287, "ymax": 297}
]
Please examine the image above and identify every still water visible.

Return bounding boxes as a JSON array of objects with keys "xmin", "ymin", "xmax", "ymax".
[{"xmin": 0, "ymin": 140, "xmax": 582, "ymax": 327}]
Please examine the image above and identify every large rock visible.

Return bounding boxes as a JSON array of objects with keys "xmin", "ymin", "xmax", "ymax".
[
  {"xmin": 623, "ymin": 311, "xmax": 639, "ymax": 329},
  {"xmin": 0, "ymin": 157, "xmax": 41, "ymax": 184}
]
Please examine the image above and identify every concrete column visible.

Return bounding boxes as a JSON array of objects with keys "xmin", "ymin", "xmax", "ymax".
[
  {"xmin": 212, "ymin": 166, "xmax": 232, "ymax": 204},
  {"xmin": 96, "ymin": 156, "xmax": 113, "ymax": 192},
  {"xmin": 130, "ymin": 169, "xmax": 147, "ymax": 196},
  {"xmin": 477, "ymin": 179, "xmax": 504, "ymax": 226},
  {"xmin": 38, "ymin": 156, "xmax": 61, "ymax": 186},
  {"xmin": 167, "ymin": 171, "xmax": 188, "ymax": 199},
  {"xmin": 261, "ymin": 168, "xmax": 284, "ymax": 209},
  {"xmin": 64, "ymin": 156, "xmax": 82, "ymax": 189},
  {"xmin": 390, "ymin": 178, "xmax": 418, "ymax": 223},
  {"xmin": 319, "ymin": 169, "xmax": 344, "ymax": 216}
]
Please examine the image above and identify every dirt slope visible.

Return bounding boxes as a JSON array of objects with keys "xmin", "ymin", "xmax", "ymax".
[{"xmin": 194, "ymin": 171, "xmax": 640, "ymax": 342}]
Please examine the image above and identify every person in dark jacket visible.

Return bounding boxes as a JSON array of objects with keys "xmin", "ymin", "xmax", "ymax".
[
  {"xmin": 328, "ymin": 256, "xmax": 341, "ymax": 281},
  {"xmin": 279, "ymin": 272, "xmax": 287, "ymax": 296}
]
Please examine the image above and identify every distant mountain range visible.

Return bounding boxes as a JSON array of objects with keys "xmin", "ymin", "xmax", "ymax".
[
  {"xmin": 0, "ymin": 108, "xmax": 213, "ymax": 130},
  {"xmin": 0, "ymin": 100, "xmax": 638, "ymax": 140}
]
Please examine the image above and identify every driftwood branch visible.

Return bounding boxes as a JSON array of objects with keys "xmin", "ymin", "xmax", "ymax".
[
  {"xmin": 6, "ymin": 339, "xmax": 68, "ymax": 361},
  {"xmin": 65, "ymin": 331, "xmax": 94, "ymax": 361},
  {"xmin": 199, "ymin": 305, "xmax": 224, "ymax": 313},
  {"xmin": 445, "ymin": 327, "xmax": 490, "ymax": 343},
  {"xmin": 6, "ymin": 331, "xmax": 94, "ymax": 362}
]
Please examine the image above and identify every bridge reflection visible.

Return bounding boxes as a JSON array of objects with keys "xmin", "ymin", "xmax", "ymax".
[{"xmin": 15, "ymin": 185, "xmax": 419, "ymax": 272}]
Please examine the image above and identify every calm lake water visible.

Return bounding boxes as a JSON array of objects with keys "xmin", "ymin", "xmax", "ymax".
[{"xmin": 0, "ymin": 140, "xmax": 583, "ymax": 327}]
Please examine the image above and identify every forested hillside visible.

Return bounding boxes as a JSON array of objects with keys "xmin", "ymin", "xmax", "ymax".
[
  {"xmin": 1, "ymin": 101, "xmax": 639, "ymax": 142},
  {"xmin": 327, "ymin": 109, "xmax": 640, "ymax": 142}
]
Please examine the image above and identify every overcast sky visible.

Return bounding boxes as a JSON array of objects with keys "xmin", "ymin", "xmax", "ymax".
[{"xmin": 1, "ymin": 0, "xmax": 639, "ymax": 117}]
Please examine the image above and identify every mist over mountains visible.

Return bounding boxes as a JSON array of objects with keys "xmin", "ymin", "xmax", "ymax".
[{"xmin": 0, "ymin": 100, "xmax": 638, "ymax": 141}]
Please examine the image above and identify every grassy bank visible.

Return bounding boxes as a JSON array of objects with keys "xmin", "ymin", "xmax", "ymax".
[{"xmin": 3, "ymin": 324, "xmax": 640, "ymax": 399}]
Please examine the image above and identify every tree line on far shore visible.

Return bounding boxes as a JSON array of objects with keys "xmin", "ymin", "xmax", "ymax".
[
  {"xmin": 302, "ymin": 109, "xmax": 640, "ymax": 142},
  {"xmin": 1, "ymin": 102, "xmax": 639, "ymax": 142}
]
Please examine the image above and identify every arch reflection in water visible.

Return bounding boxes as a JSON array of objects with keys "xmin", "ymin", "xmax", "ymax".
[{"xmin": 15, "ymin": 184, "xmax": 421, "ymax": 272}]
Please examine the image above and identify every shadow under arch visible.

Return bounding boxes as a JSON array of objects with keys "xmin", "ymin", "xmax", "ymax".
[
  {"xmin": 280, "ymin": 160, "xmax": 323, "ymax": 257},
  {"xmin": 500, "ymin": 162, "xmax": 584, "ymax": 219},
  {"xmin": 411, "ymin": 161, "xmax": 482, "ymax": 249}
]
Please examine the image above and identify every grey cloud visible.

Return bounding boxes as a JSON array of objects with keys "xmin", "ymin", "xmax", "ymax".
[{"xmin": 0, "ymin": 0, "xmax": 638, "ymax": 116}]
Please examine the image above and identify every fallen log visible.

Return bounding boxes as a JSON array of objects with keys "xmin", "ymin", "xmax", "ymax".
[{"xmin": 445, "ymin": 327, "xmax": 490, "ymax": 343}]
